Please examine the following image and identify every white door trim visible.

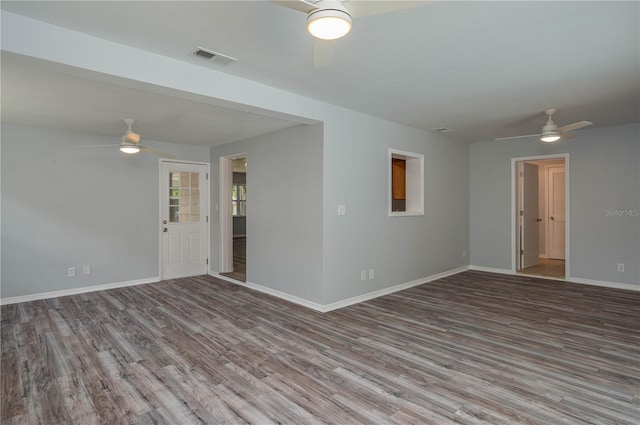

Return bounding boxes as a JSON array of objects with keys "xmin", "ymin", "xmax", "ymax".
[
  {"xmin": 511, "ymin": 153, "xmax": 570, "ymax": 279},
  {"xmin": 219, "ymin": 153, "xmax": 246, "ymax": 274},
  {"xmin": 159, "ymin": 159, "xmax": 210, "ymax": 279},
  {"xmin": 521, "ymin": 162, "xmax": 540, "ymax": 268},
  {"xmin": 219, "ymin": 156, "xmax": 233, "ymax": 273}
]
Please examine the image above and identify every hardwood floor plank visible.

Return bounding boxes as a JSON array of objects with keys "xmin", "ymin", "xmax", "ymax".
[
  {"xmin": 1, "ymin": 271, "xmax": 638, "ymax": 424},
  {"xmin": 1, "ymin": 347, "xmax": 26, "ymax": 420},
  {"xmin": 56, "ymin": 375, "xmax": 102, "ymax": 425}
]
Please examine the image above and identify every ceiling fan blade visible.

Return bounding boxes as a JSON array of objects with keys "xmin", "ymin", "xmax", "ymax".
[
  {"xmin": 558, "ymin": 121, "xmax": 593, "ymax": 133},
  {"xmin": 139, "ymin": 145, "xmax": 176, "ymax": 159},
  {"xmin": 72, "ymin": 144, "xmax": 119, "ymax": 149},
  {"xmin": 313, "ymin": 39, "xmax": 336, "ymax": 68},
  {"xmin": 346, "ymin": 0, "xmax": 430, "ymax": 18},
  {"xmin": 560, "ymin": 133, "xmax": 576, "ymax": 139},
  {"xmin": 495, "ymin": 133, "xmax": 541, "ymax": 141},
  {"xmin": 268, "ymin": 0, "xmax": 317, "ymax": 13}
]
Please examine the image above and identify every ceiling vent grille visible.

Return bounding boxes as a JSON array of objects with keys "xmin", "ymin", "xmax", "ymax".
[{"xmin": 193, "ymin": 47, "xmax": 237, "ymax": 66}]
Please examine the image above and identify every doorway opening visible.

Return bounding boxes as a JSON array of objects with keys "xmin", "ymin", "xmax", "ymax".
[
  {"xmin": 513, "ymin": 154, "xmax": 569, "ymax": 279},
  {"xmin": 219, "ymin": 154, "xmax": 247, "ymax": 282}
]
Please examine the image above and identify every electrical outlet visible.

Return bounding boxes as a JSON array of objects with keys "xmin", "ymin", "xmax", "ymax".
[
  {"xmin": 83, "ymin": 265, "xmax": 91, "ymax": 275},
  {"xmin": 360, "ymin": 270, "xmax": 366, "ymax": 281},
  {"xmin": 617, "ymin": 263, "xmax": 625, "ymax": 272},
  {"xmin": 337, "ymin": 204, "xmax": 346, "ymax": 216},
  {"xmin": 369, "ymin": 268, "xmax": 375, "ymax": 280},
  {"xmin": 67, "ymin": 267, "xmax": 76, "ymax": 277}
]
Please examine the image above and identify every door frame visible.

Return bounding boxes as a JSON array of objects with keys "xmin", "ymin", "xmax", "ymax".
[
  {"xmin": 158, "ymin": 159, "xmax": 210, "ymax": 279},
  {"xmin": 219, "ymin": 153, "xmax": 246, "ymax": 274},
  {"xmin": 519, "ymin": 162, "xmax": 540, "ymax": 269},
  {"xmin": 511, "ymin": 153, "xmax": 570, "ymax": 278}
]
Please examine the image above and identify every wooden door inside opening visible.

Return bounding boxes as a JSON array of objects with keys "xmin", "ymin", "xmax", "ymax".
[
  {"xmin": 515, "ymin": 157, "xmax": 567, "ymax": 279},
  {"xmin": 548, "ymin": 166, "xmax": 566, "ymax": 260}
]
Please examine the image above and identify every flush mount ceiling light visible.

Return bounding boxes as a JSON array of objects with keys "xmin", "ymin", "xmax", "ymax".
[
  {"xmin": 269, "ymin": 0, "xmax": 427, "ymax": 67},
  {"xmin": 306, "ymin": 3, "xmax": 352, "ymax": 40}
]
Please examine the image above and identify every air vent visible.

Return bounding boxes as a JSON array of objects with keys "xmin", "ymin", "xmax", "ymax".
[
  {"xmin": 195, "ymin": 49, "xmax": 215, "ymax": 59},
  {"xmin": 433, "ymin": 127, "xmax": 451, "ymax": 133},
  {"xmin": 193, "ymin": 47, "xmax": 237, "ymax": 66}
]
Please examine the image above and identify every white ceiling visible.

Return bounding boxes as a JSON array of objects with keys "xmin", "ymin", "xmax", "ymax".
[{"xmin": 2, "ymin": 1, "xmax": 639, "ymax": 144}]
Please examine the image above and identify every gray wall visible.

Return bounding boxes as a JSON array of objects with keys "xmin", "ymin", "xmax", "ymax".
[
  {"xmin": 1, "ymin": 124, "xmax": 209, "ymax": 298},
  {"xmin": 322, "ymin": 113, "xmax": 470, "ymax": 304},
  {"xmin": 210, "ymin": 124, "xmax": 324, "ymax": 303},
  {"xmin": 210, "ymin": 117, "xmax": 470, "ymax": 306},
  {"xmin": 470, "ymin": 123, "xmax": 639, "ymax": 285},
  {"xmin": 4, "ymin": 11, "xmax": 472, "ymax": 305}
]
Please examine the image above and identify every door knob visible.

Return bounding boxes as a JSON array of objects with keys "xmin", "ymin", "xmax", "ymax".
[
  {"xmin": 536, "ymin": 218, "xmax": 542, "ymax": 222},
  {"xmin": 163, "ymin": 220, "xmax": 167, "ymax": 224},
  {"xmin": 550, "ymin": 216, "xmax": 555, "ymax": 220},
  {"xmin": 163, "ymin": 228, "xmax": 168, "ymax": 232}
]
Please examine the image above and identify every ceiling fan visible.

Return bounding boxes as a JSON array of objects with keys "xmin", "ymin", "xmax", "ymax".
[
  {"xmin": 269, "ymin": 0, "xmax": 428, "ymax": 67},
  {"xmin": 496, "ymin": 109, "xmax": 593, "ymax": 142},
  {"xmin": 75, "ymin": 119, "xmax": 175, "ymax": 157}
]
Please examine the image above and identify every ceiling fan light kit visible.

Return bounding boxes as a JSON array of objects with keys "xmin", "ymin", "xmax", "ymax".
[
  {"xmin": 119, "ymin": 141, "xmax": 140, "ymax": 154},
  {"xmin": 307, "ymin": 6, "xmax": 352, "ymax": 40},
  {"xmin": 540, "ymin": 110, "xmax": 560, "ymax": 142},
  {"xmin": 540, "ymin": 133, "xmax": 561, "ymax": 143}
]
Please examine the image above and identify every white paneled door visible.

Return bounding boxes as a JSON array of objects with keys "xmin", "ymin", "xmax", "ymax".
[
  {"xmin": 548, "ymin": 166, "xmax": 566, "ymax": 260},
  {"xmin": 161, "ymin": 162, "xmax": 208, "ymax": 279}
]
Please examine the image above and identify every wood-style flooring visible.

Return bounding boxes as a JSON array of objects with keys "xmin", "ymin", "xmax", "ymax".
[
  {"xmin": 221, "ymin": 236, "xmax": 246, "ymax": 282},
  {"xmin": 520, "ymin": 258, "xmax": 565, "ymax": 278},
  {"xmin": 2, "ymin": 271, "xmax": 639, "ymax": 424}
]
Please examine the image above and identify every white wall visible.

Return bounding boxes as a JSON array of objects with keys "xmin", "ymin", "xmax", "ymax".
[
  {"xmin": 210, "ymin": 124, "xmax": 325, "ymax": 303},
  {"xmin": 470, "ymin": 123, "xmax": 639, "ymax": 286},
  {"xmin": 1, "ymin": 124, "xmax": 209, "ymax": 298}
]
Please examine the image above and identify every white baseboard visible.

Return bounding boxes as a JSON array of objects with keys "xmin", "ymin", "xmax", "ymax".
[
  {"xmin": 469, "ymin": 265, "xmax": 639, "ymax": 292},
  {"xmin": 469, "ymin": 265, "xmax": 515, "ymax": 275},
  {"xmin": 321, "ymin": 266, "xmax": 470, "ymax": 312},
  {"xmin": 568, "ymin": 276, "xmax": 639, "ymax": 292},
  {"xmin": 209, "ymin": 271, "xmax": 327, "ymax": 311},
  {"xmin": 210, "ymin": 266, "xmax": 469, "ymax": 313},
  {"xmin": 0, "ymin": 277, "xmax": 160, "ymax": 305}
]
